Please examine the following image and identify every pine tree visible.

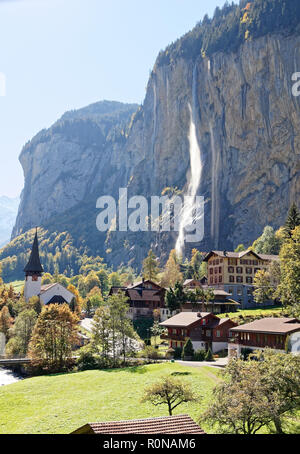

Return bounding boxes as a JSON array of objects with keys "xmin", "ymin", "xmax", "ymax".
[
  {"xmin": 284, "ymin": 203, "xmax": 300, "ymax": 238},
  {"xmin": 182, "ymin": 338, "xmax": 194, "ymax": 360}
]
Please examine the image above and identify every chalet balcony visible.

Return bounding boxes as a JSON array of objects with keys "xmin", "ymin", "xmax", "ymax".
[
  {"xmin": 160, "ymin": 333, "xmax": 186, "ymax": 342},
  {"xmin": 232, "ymin": 338, "xmax": 284, "ymax": 350}
]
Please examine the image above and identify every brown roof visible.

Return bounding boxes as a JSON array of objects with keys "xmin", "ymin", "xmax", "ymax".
[
  {"xmin": 40, "ymin": 283, "xmax": 57, "ymax": 293},
  {"xmin": 71, "ymin": 415, "xmax": 205, "ymax": 434},
  {"xmin": 230, "ymin": 317, "xmax": 300, "ymax": 335},
  {"xmin": 203, "ymin": 250, "xmax": 279, "ymax": 262},
  {"xmin": 127, "ymin": 289, "xmax": 161, "ymax": 302},
  {"xmin": 160, "ymin": 312, "xmax": 210, "ymax": 328}
]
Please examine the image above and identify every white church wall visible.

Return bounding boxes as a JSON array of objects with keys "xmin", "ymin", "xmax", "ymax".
[{"xmin": 24, "ymin": 276, "xmax": 42, "ymax": 302}]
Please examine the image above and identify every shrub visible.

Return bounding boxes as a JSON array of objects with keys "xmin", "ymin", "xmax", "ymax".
[
  {"xmin": 194, "ymin": 349, "xmax": 206, "ymax": 361},
  {"xmin": 205, "ymin": 348, "xmax": 214, "ymax": 362},
  {"xmin": 173, "ymin": 346, "xmax": 182, "ymax": 359},
  {"xmin": 76, "ymin": 347, "xmax": 98, "ymax": 371},
  {"xmin": 142, "ymin": 346, "xmax": 160, "ymax": 360},
  {"xmin": 165, "ymin": 348, "xmax": 175, "ymax": 359},
  {"xmin": 182, "ymin": 338, "xmax": 194, "ymax": 360}
]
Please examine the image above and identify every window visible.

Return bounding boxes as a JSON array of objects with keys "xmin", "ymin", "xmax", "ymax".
[
  {"xmin": 219, "ymin": 267, "xmax": 222, "ymax": 273},
  {"xmin": 237, "ymin": 287, "xmax": 243, "ymax": 295},
  {"xmin": 210, "ymin": 277, "xmax": 213, "ymax": 284},
  {"xmin": 206, "ymin": 330, "xmax": 211, "ymax": 337},
  {"xmin": 228, "ymin": 266, "xmax": 234, "ymax": 273},
  {"xmin": 219, "ymin": 276, "xmax": 222, "ymax": 283},
  {"xmin": 228, "ymin": 287, "xmax": 233, "ymax": 294},
  {"xmin": 229, "ymin": 275, "xmax": 235, "ymax": 283},
  {"xmin": 216, "ymin": 330, "xmax": 220, "ymax": 338},
  {"xmin": 246, "ymin": 268, "xmax": 252, "ymax": 274},
  {"xmin": 202, "ymin": 319, "xmax": 206, "ymax": 326},
  {"xmin": 236, "ymin": 267, "xmax": 243, "ymax": 274},
  {"xmin": 236, "ymin": 276, "xmax": 243, "ymax": 283},
  {"xmin": 209, "ymin": 268, "xmax": 213, "ymax": 275}
]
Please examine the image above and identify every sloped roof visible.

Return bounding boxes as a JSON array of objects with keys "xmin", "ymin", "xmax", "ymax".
[
  {"xmin": 203, "ymin": 249, "xmax": 279, "ymax": 262},
  {"xmin": 24, "ymin": 230, "xmax": 44, "ymax": 274},
  {"xmin": 71, "ymin": 415, "xmax": 205, "ymax": 434},
  {"xmin": 230, "ymin": 317, "xmax": 300, "ymax": 335},
  {"xmin": 127, "ymin": 289, "xmax": 161, "ymax": 302},
  {"xmin": 160, "ymin": 312, "xmax": 210, "ymax": 327}
]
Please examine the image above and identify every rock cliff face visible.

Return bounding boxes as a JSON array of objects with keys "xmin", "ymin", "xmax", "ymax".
[{"xmin": 13, "ymin": 33, "xmax": 300, "ymax": 268}]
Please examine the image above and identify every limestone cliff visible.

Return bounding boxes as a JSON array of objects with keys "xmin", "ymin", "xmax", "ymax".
[{"xmin": 12, "ymin": 31, "xmax": 300, "ymax": 269}]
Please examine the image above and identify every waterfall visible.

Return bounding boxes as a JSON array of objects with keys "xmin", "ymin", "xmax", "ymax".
[
  {"xmin": 175, "ymin": 97, "xmax": 203, "ymax": 256},
  {"xmin": 210, "ymin": 122, "xmax": 220, "ymax": 248}
]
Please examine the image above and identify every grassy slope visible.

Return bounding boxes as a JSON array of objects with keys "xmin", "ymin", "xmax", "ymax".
[
  {"xmin": 0, "ymin": 363, "xmax": 220, "ymax": 434},
  {"xmin": 9, "ymin": 280, "xmax": 24, "ymax": 292},
  {"xmin": 218, "ymin": 306, "xmax": 283, "ymax": 319}
]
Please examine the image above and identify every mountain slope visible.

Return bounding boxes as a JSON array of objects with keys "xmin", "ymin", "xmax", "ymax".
[{"xmin": 9, "ymin": 0, "xmax": 300, "ymax": 274}]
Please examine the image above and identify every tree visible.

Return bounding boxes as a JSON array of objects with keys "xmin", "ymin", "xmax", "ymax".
[
  {"xmin": 205, "ymin": 348, "xmax": 214, "ymax": 362},
  {"xmin": 275, "ymin": 226, "xmax": 300, "ymax": 313},
  {"xmin": 141, "ymin": 376, "xmax": 198, "ymax": 416},
  {"xmin": 29, "ymin": 304, "xmax": 79, "ymax": 373},
  {"xmin": 235, "ymin": 244, "xmax": 246, "ymax": 252},
  {"xmin": 67, "ymin": 284, "xmax": 81, "ymax": 315},
  {"xmin": 160, "ymin": 249, "xmax": 182, "ymax": 288},
  {"xmin": 194, "ymin": 287, "xmax": 214, "ymax": 312},
  {"xmin": 165, "ymin": 281, "xmax": 187, "ymax": 313},
  {"xmin": 182, "ymin": 338, "xmax": 194, "ymax": 360},
  {"xmin": 28, "ymin": 296, "xmax": 43, "ymax": 315},
  {"xmin": 201, "ymin": 358, "xmax": 276, "ymax": 434},
  {"xmin": 252, "ymin": 226, "xmax": 281, "ymax": 255},
  {"xmin": 201, "ymin": 350, "xmax": 300, "ymax": 434},
  {"xmin": 0, "ymin": 306, "xmax": 12, "ymax": 338},
  {"xmin": 255, "ymin": 349, "xmax": 300, "ymax": 433},
  {"xmin": 253, "ymin": 269, "xmax": 274, "ymax": 304},
  {"xmin": 142, "ymin": 249, "xmax": 160, "ymax": 281},
  {"xmin": 8, "ymin": 309, "xmax": 37, "ymax": 356},
  {"xmin": 91, "ymin": 306, "xmax": 111, "ymax": 363},
  {"xmin": 150, "ymin": 321, "xmax": 163, "ymax": 347},
  {"xmin": 284, "ymin": 203, "xmax": 300, "ymax": 238}
]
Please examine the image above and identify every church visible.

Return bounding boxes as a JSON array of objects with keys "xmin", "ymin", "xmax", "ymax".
[{"xmin": 24, "ymin": 230, "xmax": 75, "ymax": 305}]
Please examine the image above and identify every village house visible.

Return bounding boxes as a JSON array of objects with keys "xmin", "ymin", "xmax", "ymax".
[
  {"xmin": 160, "ymin": 311, "xmax": 237, "ymax": 353},
  {"xmin": 228, "ymin": 317, "xmax": 300, "ymax": 358},
  {"xmin": 24, "ymin": 230, "xmax": 75, "ymax": 305},
  {"xmin": 203, "ymin": 249, "xmax": 279, "ymax": 308},
  {"xmin": 109, "ymin": 279, "xmax": 166, "ymax": 320},
  {"xmin": 71, "ymin": 414, "xmax": 205, "ymax": 434}
]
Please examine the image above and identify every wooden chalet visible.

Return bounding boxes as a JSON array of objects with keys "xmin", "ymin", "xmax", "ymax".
[
  {"xmin": 109, "ymin": 279, "xmax": 166, "ymax": 320},
  {"xmin": 160, "ymin": 311, "xmax": 237, "ymax": 353},
  {"xmin": 229, "ymin": 317, "xmax": 300, "ymax": 357}
]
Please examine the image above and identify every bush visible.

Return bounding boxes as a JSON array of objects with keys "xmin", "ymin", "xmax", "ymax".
[
  {"xmin": 165, "ymin": 348, "xmax": 175, "ymax": 359},
  {"xmin": 173, "ymin": 347, "xmax": 182, "ymax": 359},
  {"xmin": 205, "ymin": 348, "xmax": 214, "ymax": 362},
  {"xmin": 142, "ymin": 346, "xmax": 160, "ymax": 360},
  {"xmin": 182, "ymin": 338, "xmax": 194, "ymax": 360},
  {"xmin": 240, "ymin": 348, "xmax": 253, "ymax": 361},
  {"xmin": 133, "ymin": 318, "xmax": 154, "ymax": 340},
  {"xmin": 76, "ymin": 347, "xmax": 98, "ymax": 371},
  {"xmin": 194, "ymin": 349, "xmax": 206, "ymax": 361}
]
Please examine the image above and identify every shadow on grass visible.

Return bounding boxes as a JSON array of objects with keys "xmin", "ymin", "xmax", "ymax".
[{"xmin": 171, "ymin": 371, "xmax": 191, "ymax": 376}]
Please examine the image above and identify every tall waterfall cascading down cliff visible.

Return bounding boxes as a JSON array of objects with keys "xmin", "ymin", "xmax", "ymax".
[{"xmin": 176, "ymin": 67, "xmax": 203, "ymax": 257}]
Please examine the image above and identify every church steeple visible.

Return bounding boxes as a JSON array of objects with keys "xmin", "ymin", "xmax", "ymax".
[
  {"xmin": 24, "ymin": 229, "xmax": 43, "ymax": 302},
  {"xmin": 24, "ymin": 228, "xmax": 44, "ymax": 275}
]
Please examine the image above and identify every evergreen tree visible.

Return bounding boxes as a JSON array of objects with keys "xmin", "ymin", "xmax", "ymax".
[
  {"xmin": 182, "ymin": 338, "xmax": 194, "ymax": 360},
  {"xmin": 142, "ymin": 249, "xmax": 160, "ymax": 281},
  {"xmin": 284, "ymin": 203, "xmax": 300, "ymax": 238}
]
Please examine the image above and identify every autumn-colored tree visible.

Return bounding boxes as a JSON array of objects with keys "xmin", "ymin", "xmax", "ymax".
[
  {"xmin": 29, "ymin": 304, "xmax": 79, "ymax": 373},
  {"xmin": 141, "ymin": 376, "xmax": 198, "ymax": 416},
  {"xmin": 28, "ymin": 296, "xmax": 43, "ymax": 315},
  {"xmin": 160, "ymin": 249, "xmax": 182, "ymax": 288},
  {"xmin": 142, "ymin": 249, "xmax": 160, "ymax": 281},
  {"xmin": 0, "ymin": 306, "xmax": 12, "ymax": 338},
  {"xmin": 67, "ymin": 284, "xmax": 82, "ymax": 315}
]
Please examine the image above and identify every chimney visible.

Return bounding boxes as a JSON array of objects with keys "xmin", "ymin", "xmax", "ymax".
[{"xmin": 197, "ymin": 312, "xmax": 202, "ymax": 318}]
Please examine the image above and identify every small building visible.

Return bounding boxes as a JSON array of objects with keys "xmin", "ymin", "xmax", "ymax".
[
  {"xmin": 109, "ymin": 279, "xmax": 166, "ymax": 320},
  {"xmin": 228, "ymin": 317, "xmax": 300, "ymax": 357},
  {"xmin": 23, "ymin": 229, "xmax": 75, "ymax": 306},
  {"xmin": 183, "ymin": 277, "xmax": 207, "ymax": 289},
  {"xmin": 71, "ymin": 414, "xmax": 205, "ymax": 434},
  {"xmin": 182, "ymin": 289, "xmax": 240, "ymax": 315},
  {"xmin": 160, "ymin": 312, "xmax": 237, "ymax": 353},
  {"xmin": 203, "ymin": 249, "xmax": 279, "ymax": 308}
]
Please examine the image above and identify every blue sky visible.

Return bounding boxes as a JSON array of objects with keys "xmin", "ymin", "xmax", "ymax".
[{"xmin": 0, "ymin": 0, "xmax": 232, "ymax": 198}]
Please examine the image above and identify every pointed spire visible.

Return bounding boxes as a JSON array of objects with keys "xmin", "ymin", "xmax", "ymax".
[{"xmin": 24, "ymin": 228, "xmax": 44, "ymax": 274}]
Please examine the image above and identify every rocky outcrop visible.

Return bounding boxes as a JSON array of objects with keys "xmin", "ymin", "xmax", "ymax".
[{"xmin": 12, "ymin": 33, "xmax": 300, "ymax": 268}]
